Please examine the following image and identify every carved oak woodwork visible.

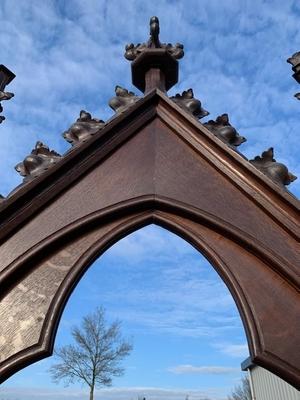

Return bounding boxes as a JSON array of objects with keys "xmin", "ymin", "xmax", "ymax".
[
  {"xmin": 63, "ymin": 110, "xmax": 105, "ymax": 146},
  {"xmin": 250, "ymin": 148, "xmax": 297, "ymax": 188},
  {"xmin": 109, "ymin": 86, "xmax": 140, "ymax": 114},
  {"xmin": 0, "ymin": 17, "xmax": 299, "ymax": 391},
  {"xmin": 203, "ymin": 114, "xmax": 246, "ymax": 149},
  {"xmin": 287, "ymin": 51, "xmax": 300, "ymax": 98},
  {"xmin": 0, "ymin": 91, "xmax": 299, "ymax": 389},
  {"xmin": 125, "ymin": 17, "xmax": 183, "ymax": 93},
  {"xmin": 0, "ymin": 64, "xmax": 15, "ymax": 123},
  {"xmin": 15, "ymin": 141, "xmax": 62, "ymax": 182},
  {"xmin": 171, "ymin": 89, "xmax": 209, "ymax": 120},
  {"xmin": 124, "ymin": 16, "xmax": 184, "ymax": 62}
]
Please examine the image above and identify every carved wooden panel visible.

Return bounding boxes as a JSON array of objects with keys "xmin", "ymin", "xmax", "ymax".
[{"xmin": 0, "ymin": 94, "xmax": 299, "ymax": 389}]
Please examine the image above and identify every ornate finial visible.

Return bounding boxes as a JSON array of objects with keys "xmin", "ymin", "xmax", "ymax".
[
  {"xmin": 0, "ymin": 65, "xmax": 15, "ymax": 123},
  {"xmin": 171, "ymin": 89, "xmax": 209, "ymax": 120},
  {"xmin": 204, "ymin": 114, "xmax": 246, "ymax": 149},
  {"xmin": 287, "ymin": 52, "xmax": 300, "ymax": 75},
  {"xmin": 250, "ymin": 147, "xmax": 297, "ymax": 188},
  {"xmin": 124, "ymin": 17, "xmax": 184, "ymax": 61},
  {"xmin": 109, "ymin": 86, "xmax": 140, "ymax": 114},
  {"xmin": 287, "ymin": 52, "xmax": 300, "ymax": 99},
  {"xmin": 149, "ymin": 16, "xmax": 160, "ymax": 48},
  {"xmin": 124, "ymin": 17, "xmax": 184, "ymax": 93},
  {"xmin": 15, "ymin": 141, "xmax": 61, "ymax": 182},
  {"xmin": 63, "ymin": 110, "xmax": 105, "ymax": 146}
]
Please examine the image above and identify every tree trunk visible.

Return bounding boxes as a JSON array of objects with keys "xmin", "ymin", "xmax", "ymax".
[{"xmin": 89, "ymin": 384, "xmax": 94, "ymax": 400}]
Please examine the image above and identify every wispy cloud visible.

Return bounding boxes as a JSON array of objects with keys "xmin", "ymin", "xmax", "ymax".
[
  {"xmin": 0, "ymin": 385, "xmax": 228, "ymax": 400},
  {"xmin": 0, "ymin": 0, "xmax": 299, "ymax": 196},
  {"xmin": 214, "ymin": 343, "xmax": 249, "ymax": 358},
  {"xmin": 76, "ymin": 226, "xmax": 244, "ymax": 339},
  {"xmin": 168, "ymin": 365, "xmax": 239, "ymax": 375}
]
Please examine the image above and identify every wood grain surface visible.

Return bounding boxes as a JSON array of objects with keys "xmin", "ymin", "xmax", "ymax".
[{"xmin": 0, "ymin": 91, "xmax": 299, "ymax": 388}]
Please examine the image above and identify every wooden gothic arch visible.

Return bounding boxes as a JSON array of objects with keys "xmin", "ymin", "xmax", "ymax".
[{"xmin": 0, "ymin": 17, "xmax": 299, "ymax": 390}]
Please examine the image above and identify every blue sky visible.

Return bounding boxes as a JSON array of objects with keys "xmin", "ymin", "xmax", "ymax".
[
  {"xmin": 1, "ymin": 226, "xmax": 248, "ymax": 400},
  {"xmin": 0, "ymin": 0, "xmax": 299, "ymax": 399},
  {"xmin": 0, "ymin": 0, "xmax": 300, "ymax": 198}
]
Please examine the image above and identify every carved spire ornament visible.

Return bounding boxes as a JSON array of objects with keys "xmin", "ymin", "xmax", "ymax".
[
  {"xmin": 124, "ymin": 16, "xmax": 184, "ymax": 61},
  {"xmin": 204, "ymin": 114, "xmax": 246, "ymax": 149},
  {"xmin": 250, "ymin": 147, "xmax": 297, "ymax": 188},
  {"xmin": 15, "ymin": 141, "xmax": 62, "ymax": 182},
  {"xmin": 287, "ymin": 52, "xmax": 300, "ymax": 99},
  {"xmin": 125, "ymin": 16, "xmax": 184, "ymax": 93},
  {"xmin": 109, "ymin": 86, "xmax": 140, "ymax": 114},
  {"xmin": 0, "ymin": 64, "xmax": 15, "ymax": 123},
  {"xmin": 171, "ymin": 89, "xmax": 209, "ymax": 120},
  {"xmin": 63, "ymin": 110, "xmax": 105, "ymax": 146}
]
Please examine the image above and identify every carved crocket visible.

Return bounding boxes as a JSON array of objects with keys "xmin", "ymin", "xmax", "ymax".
[
  {"xmin": 109, "ymin": 86, "xmax": 140, "ymax": 114},
  {"xmin": 171, "ymin": 89, "xmax": 209, "ymax": 120},
  {"xmin": 204, "ymin": 114, "xmax": 246, "ymax": 149},
  {"xmin": 15, "ymin": 141, "xmax": 61, "ymax": 182},
  {"xmin": 250, "ymin": 147, "xmax": 297, "ymax": 188},
  {"xmin": 0, "ymin": 91, "xmax": 14, "ymax": 123},
  {"xmin": 63, "ymin": 110, "xmax": 105, "ymax": 146}
]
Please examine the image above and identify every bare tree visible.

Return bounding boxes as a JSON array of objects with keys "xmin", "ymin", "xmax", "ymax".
[
  {"xmin": 227, "ymin": 375, "xmax": 252, "ymax": 400},
  {"xmin": 50, "ymin": 307, "xmax": 132, "ymax": 400}
]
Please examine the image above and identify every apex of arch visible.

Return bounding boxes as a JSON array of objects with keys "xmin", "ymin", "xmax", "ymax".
[
  {"xmin": 0, "ymin": 17, "xmax": 298, "ymax": 211},
  {"xmin": 124, "ymin": 16, "xmax": 184, "ymax": 93}
]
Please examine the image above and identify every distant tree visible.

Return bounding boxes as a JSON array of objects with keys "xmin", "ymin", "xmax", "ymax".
[
  {"xmin": 50, "ymin": 307, "xmax": 132, "ymax": 400},
  {"xmin": 227, "ymin": 375, "xmax": 251, "ymax": 400}
]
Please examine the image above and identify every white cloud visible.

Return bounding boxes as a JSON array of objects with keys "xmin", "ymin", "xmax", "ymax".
[
  {"xmin": 0, "ymin": 385, "xmax": 228, "ymax": 400},
  {"xmin": 77, "ymin": 226, "xmax": 244, "ymax": 339},
  {"xmin": 214, "ymin": 343, "xmax": 249, "ymax": 358},
  {"xmin": 168, "ymin": 365, "xmax": 238, "ymax": 375},
  {"xmin": 0, "ymin": 0, "xmax": 299, "ymax": 197}
]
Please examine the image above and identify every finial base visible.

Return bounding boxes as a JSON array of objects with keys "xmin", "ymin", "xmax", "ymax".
[{"xmin": 131, "ymin": 48, "xmax": 178, "ymax": 93}]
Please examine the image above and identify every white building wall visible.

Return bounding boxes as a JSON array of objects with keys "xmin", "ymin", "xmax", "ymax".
[{"xmin": 250, "ymin": 366, "xmax": 300, "ymax": 400}]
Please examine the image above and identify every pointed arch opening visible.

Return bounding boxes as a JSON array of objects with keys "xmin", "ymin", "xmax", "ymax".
[
  {"xmin": 2, "ymin": 224, "xmax": 252, "ymax": 399},
  {"xmin": 1, "ymin": 198, "xmax": 299, "ymax": 390}
]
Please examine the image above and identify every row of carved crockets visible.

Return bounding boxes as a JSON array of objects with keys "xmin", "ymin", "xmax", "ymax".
[{"xmin": 0, "ymin": 86, "xmax": 297, "ymax": 202}]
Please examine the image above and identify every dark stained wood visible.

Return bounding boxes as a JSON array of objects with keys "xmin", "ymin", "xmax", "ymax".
[
  {"xmin": 144, "ymin": 68, "xmax": 166, "ymax": 93},
  {"xmin": 0, "ymin": 90, "xmax": 299, "ymax": 389}
]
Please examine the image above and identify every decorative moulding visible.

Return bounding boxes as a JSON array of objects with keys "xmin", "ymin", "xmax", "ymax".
[
  {"xmin": 0, "ymin": 92, "xmax": 14, "ymax": 123},
  {"xmin": 287, "ymin": 51, "xmax": 300, "ymax": 82},
  {"xmin": 171, "ymin": 88, "xmax": 209, "ymax": 120},
  {"xmin": 0, "ymin": 105, "xmax": 4, "ymax": 123},
  {"xmin": 124, "ymin": 16, "xmax": 184, "ymax": 61},
  {"xmin": 124, "ymin": 17, "xmax": 183, "ymax": 93},
  {"xmin": 0, "ymin": 64, "xmax": 15, "ymax": 123},
  {"xmin": 109, "ymin": 86, "xmax": 140, "ymax": 114},
  {"xmin": 204, "ymin": 113, "xmax": 246, "ymax": 149},
  {"xmin": 0, "ymin": 90, "xmax": 14, "ymax": 101},
  {"xmin": 250, "ymin": 147, "xmax": 297, "ymax": 188},
  {"xmin": 125, "ymin": 41, "xmax": 184, "ymax": 61},
  {"xmin": 63, "ymin": 110, "xmax": 105, "ymax": 146},
  {"xmin": 287, "ymin": 52, "xmax": 300, "ymax": 99},
  {"xmin": 15, "ymin": 141, "xmax": 62, "ymax": 182}
]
